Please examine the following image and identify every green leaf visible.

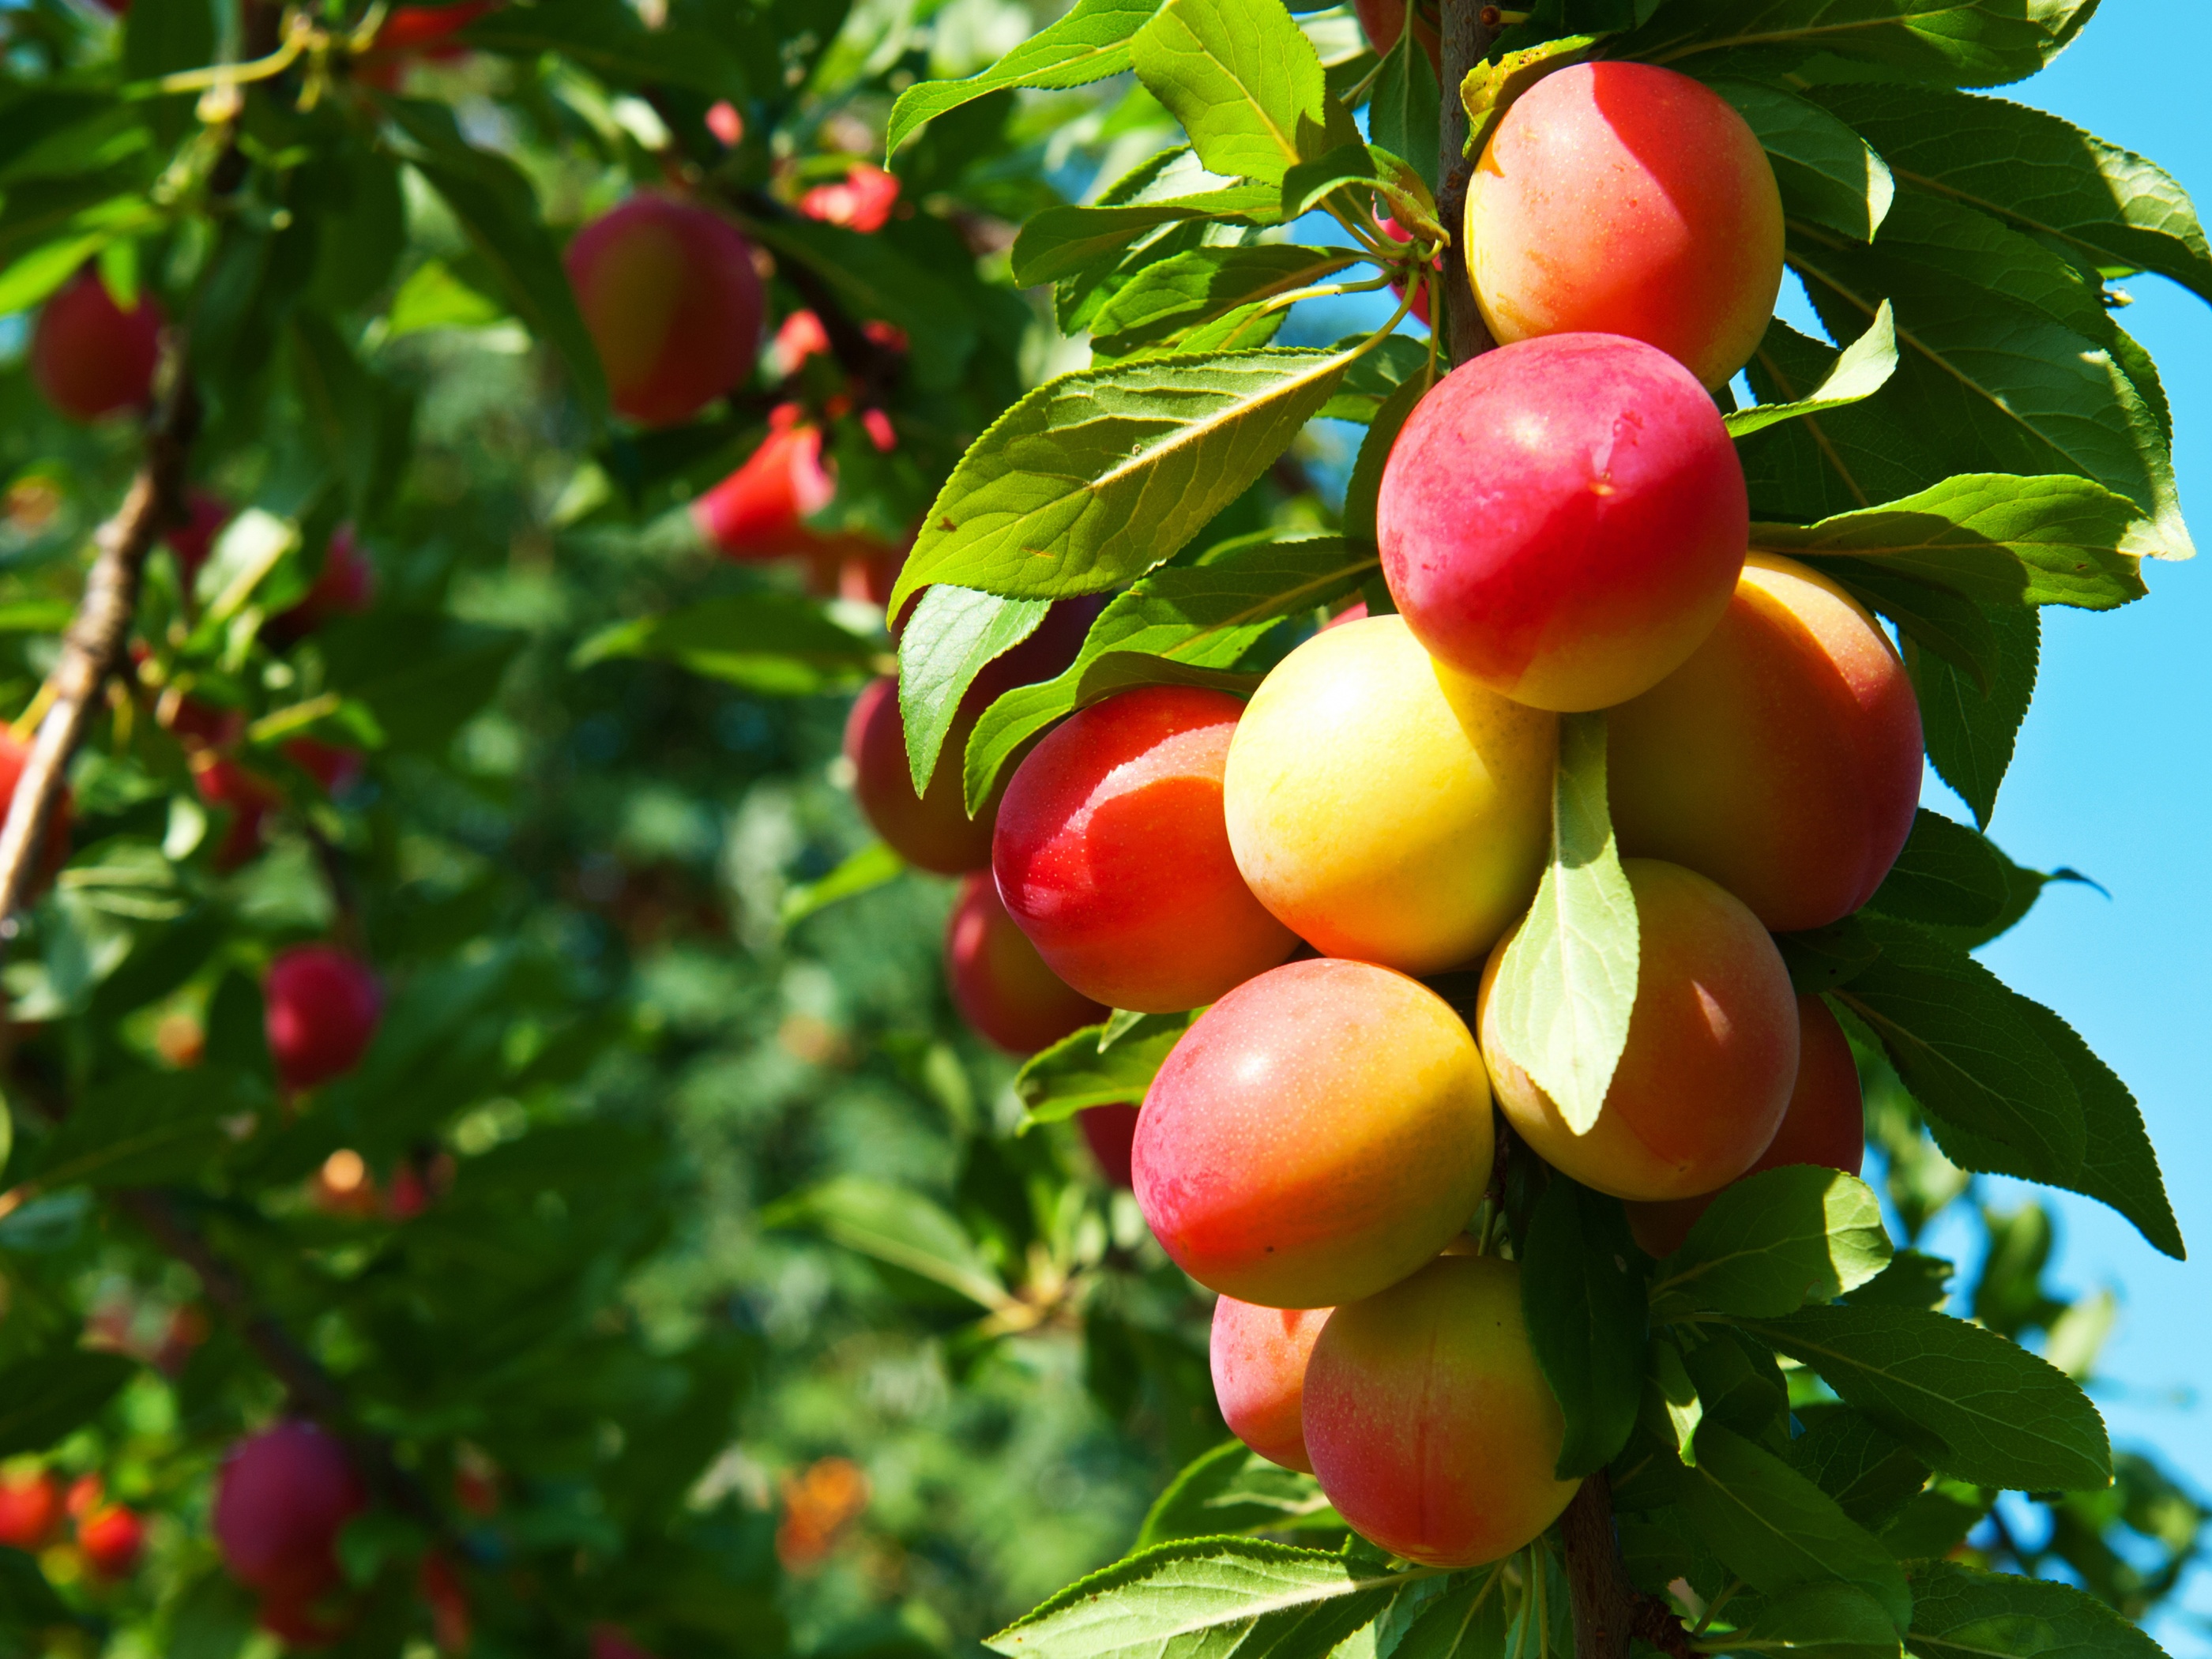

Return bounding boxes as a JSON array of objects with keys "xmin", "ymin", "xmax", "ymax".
[
  {"xmin": 964, "ymin": 534, "xmax": 1375, "ymax": 811},
  {"xmin": 1135, "ymin": 1441, "xmax": 1339, "ymax": 1548},
  {"xmin": 571, "ymin": 594, "xmax": 881, "ymax": 694},
  {"xmin": 1707, "ymin": 78, "xmax": 1894, "ymax": 243},
  {"xmin": 781, "ymin": 841, "xmax": 906, "ymax": 930},
  {"xmin": 1459, "ymin": 36, "xmax": 1598, "ymax": 163},
  {"xmin": 1863, "ymin": 810, "xmax": 2010, "ymax": 931},
  {"xmin": 1755, "ymin": 472, "xmax": 2152, "ymax": 611},
  {"xmin": 386, "ymin": 100, "xmax": 609, "ymax": 429},
  {"xmin": 384, "ymin": 258, "xmax": 504, "ymax": 337},
  {"xmin": 1091, "ymin": 244, "xmax": 1359, "ymax": 358},
  {"xmin": 888, "ymin": 0, "xmax": 1161, "ymax": 152},
  {"xmin": 1483, "ymin": 711, "xmax": 1636, "ymax": 1134},
  {"xmin": 1651, "ymin": 1168, "xmax": 1892, "ymax": 1321},
  {"xmin": 1726, "ymin": 303, "xmax": 1897, "ymax": 438},
  {"xmin": 1278, "ymin": 142, "xmax": 1440, "ymax": 242},
  {"xmin": 17, "ymin": 1068, "xmax": 258, "ymax": 1191},
  {"xmin": 289, "ymin": 310, "xmax": 386, "ymax": 518},
  {"xmin": 1521, "ymin": 1176, "xmax": 1646, "ymax": 1479},
  {"xmin": 1317, "ymin": 333, "xmax": 1432, "ymax": 424},
  {"xmin": 897, "ymin": 586, "xmax": 1051, "ymax": 793},
  {"xmin": 1368, "ymin": 29, "xmax": 1441, "ymax": 199},
  {"xmin": 1904, "ymin": 1559, "xmax": 2165, "ymax": 1659},
  {"xmin": 1650, "ymin": 1339, "xmax": 1704, "ymax": 1465},
  {"xmin": 1623, "ymin": 0, "xmax": 2095, "ymax": 88},
  {"xmin": 1017, "ymin": 1014, "xmax": 1196, "ymax": 1124},
  {"xmin": 1734, "ymin": 1302, "xmax": 2112, "ymax": 1493},
  {"xmin": 1714, "ymin": 1582, "xmax": 1905, "ymax": 1658},
  {"xmin": 1833, "ymin": 915, "xmax": 2085, "ymax": 1181},
  {"xmin": 1840, "ymin": 562, "xmax": 1999, "ymax": 690},
  {"xmin": 1921, "ymin": 997, "xmax": 2183, "ymax": 1262},
  {"xmin": 1678, "ymin": 1424, "xmax": 1912, "ymax": 1635},
  {"xmin": 986, "ymin": 1538, "xmax": 1426, "ymax": 1659},
  {"xmin": 1343, "ymin": 369, "xmax": 1432, "ymax": 545},
  {"xmin": 461, "ymin": 0, "xmax": 745, "ymax": 96},
  {"xmin": 1909, "ymin": 600, "xmax": 2036, "ymax": 830},
  {"xmin": 1390, "ymin": 1570, "xmax": 1513, "ymax": 1659},
  {"xmin": 1130, "ymin": 0, "xmax": 1350, "ymax": 189},
  {"xmin": 1787, "ymin": 216, "xmax": 2193, "ymax": 562},
  {"xmin": 1811, "ymin": 83, "xmax": 2212, "ymax": 307},
  {"xmin": 890, "ymin": 347, "xmax": 1359, "ymax": 614},
  {"xmin": 1785, "ymin": 1409, "xmax": 1932, "ymax": 1533},
  {"xmin": 760, "ymin": 1177, "xmax": 1010, "ymax": 1311},
  {"xmin": 1013, "ymin": 182, "xmax": 1284, "ymax": 291},
  {"xmin": 0, "ymin": 1349, "xmax": 136, "ymax": 1457}
]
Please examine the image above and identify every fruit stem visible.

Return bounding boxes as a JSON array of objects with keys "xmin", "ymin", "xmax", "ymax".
[{"xmin": 1437, "ymin": 0, "xmax": 1500, "ymax": 365}]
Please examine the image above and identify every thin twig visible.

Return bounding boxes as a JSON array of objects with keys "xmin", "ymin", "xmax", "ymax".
[
  {"xmin": 0, "ymin": 348, "xmax": 200, "ymax": 939},
  {"xmin": 113, "ymin": 1188, "xmax": 349, "ymax": 1420}
]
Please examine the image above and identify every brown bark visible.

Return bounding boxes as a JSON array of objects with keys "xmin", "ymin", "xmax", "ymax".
[
  {"xmin": 1437, "ymin": 0, "xmax": 1499, "ymax": 366},
  {"xmin": 0, "ymin": 354, "xmax": 199, "ymax": 938}
]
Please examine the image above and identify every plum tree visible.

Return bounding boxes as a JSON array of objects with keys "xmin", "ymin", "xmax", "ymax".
[
  {"xmin": 564, "ymin": 195, "xmax": 765, "ymax": 428},
  {"xmin": 30, "ymin": 267, "xmax": 162, "ymax": 422},
  {"xmin": 1465, "ymin": 62, "xmax": 1784, "ymax": 389},
  {"xmin": 1480, "ymin": 859, "xmax": 1799, "ymax": 1201},
  {"xmin": 1210, "ymin": 1298, "xmax": 1330, "ymax": 1473},
  {"xmin": 945, "ymin": 872, "xmax": 1106, "ymax": 1054},
  {"xmin": 262, "ymin": 946, "xmax": 384, "ymax": 1093},
  {"xmin": 1078, "ymin": 1104, "xmax": 1139, "ymax": 1188},
  {"xmin": 1626, "ymin": 995, "xmax": 1867, "ymax": 1256},
  {"xmin": 1376, "ymin": 334, "xmax": 1747, "ymax": 712},
  {"xmin": 213, "ymin": 1421, "xmax": 367, "ymax": 1603},
  {"xmin": 844, "ymin": 600, "xmax": 1098, "ymax": 875},
  {"xmin": 1133, "ymin": 957, "xmax": 1492, "ymax": 1307},
  {"xmin": 1224, "ymin": 613, "xmax": 1554, "ymax": 974},
  {"xmin": 995, "ymin": 686, "xmax": 1296, "ymax": 1012},
  {"xmin": 1304, "ymin": 1255, "xmax": 1580, "ymax": 1567},
  {"xmin": 1608, "ymin": 555, "xmax": 1924, "ymax": 931}
]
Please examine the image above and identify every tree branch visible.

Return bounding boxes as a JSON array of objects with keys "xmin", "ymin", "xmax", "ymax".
[
  {"xmin": 112, "ymin": 1187, "xmax": 444, "ymax": 1527},
  {"xmin": 1561, "ymin": 1473, "xmax": 1644, "ymax": 1659},
  {"xmin": 0, "ymin": 345, "xmax": 200, "ymax": 938},
  {"xmin": 112, "ymin": 1188, "xmax": 349, "ymax": 1421},
  {"xmin": 1438, "ymin": 0, "xmax": 1498, "ymax": 366}
]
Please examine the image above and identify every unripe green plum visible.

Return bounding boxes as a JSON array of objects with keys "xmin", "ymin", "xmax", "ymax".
[
  {"xmin": 1211, "ymin": 1297, "xmax": 1330, "ymax": 1473},
  {"xmin": 1133, "ymin": 957, "xmax": 1492, "ymax": 1307},
  {"xmin": 1625, "ymin": 994, "xmax": 1865, "ymax": 1257},
  {"xmin": 994, "ymin": 686, "xmax": 1296, "ymax": 1013},
  {"xmin": 1608, "ymin": 555, "xmax": 1924, "ymax": 932},
  {"xmin": 1377, "ymin": 335, "xmax": 1747, "ymax": 713},
  {"xmin": 1478, "ymin": 860, "xmax": 1797, "ymax": 1202},
  {"xmin": 1465, "ymin": 62, "xmax": 1783, "ymax": 389},
  {"xmin": 1224, "ymin": 614, "xmax": 1554, "ymax": 974},
  {"xmin": 565, "ymin": 195, "xmax": 764, "ymax": 428},
  {"xmin": 1304, "ymin": 1255, "xmax": 1578, "ymax": 1566},
  {"xmin": 945, "ymin": 873, "xmax": 1106, "ymax": 1055}
]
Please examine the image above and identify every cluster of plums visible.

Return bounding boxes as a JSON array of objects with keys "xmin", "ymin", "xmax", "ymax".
[
  {"xmin": 0, "ymin": 1465, "xmax": 147, "ymax": 1583},
  {"xmin": 846, "ymin": 59, "xmax": 1914, "ymax": 1568}
]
